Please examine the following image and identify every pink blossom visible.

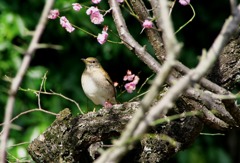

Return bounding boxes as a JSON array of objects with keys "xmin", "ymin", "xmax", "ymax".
[
  {"xmin": 143, "ymin": 20, "xmax": 153, "ymax": 29},
  {"xmin": 104, "ymin": 101, "xmax": 113, "ymax": 108},
  {"xmin": 124, "ymin": 76, "xmax": 140, "ymax": 93},
  {"xmin": 48, "ymin": 9, "xmax": 59, "ymax": 19},
  {"xmin": 92, "ymin": 0, "xmax": 101, "ymax": 4},
  {"xmin": 86, "ymin": 6, "xmax": 104, "ymax": 24},
  {"xmin": 60, "ymin": 16, "xmax": 69, "ymax": 27},
  {"xmin": 91, "ymin": 12, "xmax": 104, "ymax": 24},
  {"xmin": 97, "ymin": 26, "xmax": 108, "ymax": 44},
  {"xmin": 86, "ymin": 6, "xmax": 99, "ymax": 15},
  {"xmin": 117, "ymin": 0, "xmax": 124, "ymax": 3},
  {"xmin": 179, "ymin": 0, "xmax": 190, "ymax": 6},
  {"xmin": 125, "ymin": 82, "xmax": 135, "ymax": 93},
  {"xmin": 123, "ymin": 70, "xmax": 135, "ymax": 81},
  {"xmin": 113, "ymin": 82, "xmax": 119, "ymax": 87},
  {"xmin": 60, "ymin": 16, "xmax": 75, "ymax": 33},
  {"xmin": 127, "ymin": 70, "xmax": 131, "ymax": 75},
  {"xmin": 97, "ymin": 31, "xmax": 108, "ymax": 44},
  {"xmin": 72, "ymin": 3, "xmax": 82, "ymax": 11}
]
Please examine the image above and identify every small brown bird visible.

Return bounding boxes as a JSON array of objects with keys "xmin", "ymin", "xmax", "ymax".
[{"xmin": 81, "ymin": 57, "xmax": 117, "ymax": 108}]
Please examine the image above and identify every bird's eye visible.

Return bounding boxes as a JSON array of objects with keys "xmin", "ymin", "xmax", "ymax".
[{"xmin": 91, "ymin": 61, "xmax": 96, "ymax": 63}]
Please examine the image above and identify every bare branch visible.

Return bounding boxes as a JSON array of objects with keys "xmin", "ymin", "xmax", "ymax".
[
  {"xmin": 133, "ymin": 3, "xmax": 240, "ymax": 137},
  {"xmin": 95, "ymin": 1, "xmax": 240, "ymax": 162},
  {"xmin": 141, "ymin": 0, "xmax": 182, "ymax": 110},
  {"xmin": 0, "ymin": 109, "xmax": 57, "ymax": 130},
  {"xmin": 230, "ymin": 0, "xmax": 237, "ymax": 15},
  {"xmin": 108, "ymin": 0, "xmax": 161, "ymax": 73},
  {"xmin": 131, "ymin": 0, "xmax": 240, "ymax": 126},
  {"xmin": 129, "ymin": 0, "xmax": 237, "ymax": 119},
  {"xmin": 0, "ymin": 0, "xmax": 55, "ymax": 161}
]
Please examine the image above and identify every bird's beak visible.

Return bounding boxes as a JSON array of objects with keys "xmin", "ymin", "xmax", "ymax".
[{"xmin": 81, "ymin": 58, "xmax": 86, "ymax": 63}]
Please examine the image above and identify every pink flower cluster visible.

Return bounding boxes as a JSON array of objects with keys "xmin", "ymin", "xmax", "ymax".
[
  {"xmin": 72, "ymin": 3, "xmax": 82, "ymax": 11},
  {"xmin": 123, "ymin": 70, "xmax": 140, "ymax": 93},
  {"xmin": 86, "ymin": 6, "xmax": 104, "ymax": 25},
  {"xmin": 97, "ymin": 26, "xmax": 108, "ymax": 44},
  {"xmin": 48, "ymin": 3, "xmax": 83, "ymax": 33},
  {"xmin": 104, "ymin": 101, "xmax": 113, "ymax": 109},
  {"xmin": 142, "ymin": 20, "xmax": 153, "ymax": 29},
  {"xmin": 140, "ymin": 20, "xmax": 153, "ymax": 33},
  {"xmin": 48, "ymin": 9, "xmax": 59, "ymax": 19},
  {"xmin": 60, "ymin": 16, "xmax": 75, "ymax": 33},
  {"xmin": 47, "ymin": 2, "xmax": 109, "ymax": 44}
]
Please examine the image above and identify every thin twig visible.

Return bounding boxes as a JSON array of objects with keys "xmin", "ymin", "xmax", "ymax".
[
  {"xmin": 0, "ymin": 108, "xmax": 57, "ymax": 129},
  {"xmin": 175, "ymin": 3, "xmax": 195, "ymax": 34},
  {"xmin": 169, "ymin": 0, "xmax": 176, "ymax": 16},
  {"xmin": 137, "ymin": 74, "xmax": 154, "ymax": 94},
  {"xmin": 151, "ymin": 110, "xmax": 200, "ymax": 126},
  {"xmin": 37, "ymin": 72, "xmax": 47, "ymax": 109},
  {"xmin": 49, "ymin": 90, "xmax": 84, "ymax": 114},
  {"xmin": 200, "ymin": 132, "xmax": 225, "ymax": 136},
  {"xmin": 19, "ymin": 88, "xmax": 85, "ymax": 114},
  {"xmin": 7, "ymin": 142, "xmax": 30, "ymax": 148}
]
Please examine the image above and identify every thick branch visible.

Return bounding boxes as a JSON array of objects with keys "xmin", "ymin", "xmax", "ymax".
[
  {"xmin": 28, "ymin": 105, "xmax": 203, "ymax": 162},
  {"xmin": 108, "ymin": 0, "xmax": 161, "ymax": 73},
  {"xmin": 129, "ymin": 0, "xmax": 166, "ymax": 62}
]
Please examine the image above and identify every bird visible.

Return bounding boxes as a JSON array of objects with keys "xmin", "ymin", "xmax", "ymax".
[{"xmin": 81, "ymin": 57, "xmax": 117, "ymax": 108}]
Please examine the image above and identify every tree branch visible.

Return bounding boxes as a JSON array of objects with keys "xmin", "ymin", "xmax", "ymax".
[
  {"xmin": 28, "ymin": 104, "xmax": 203, "ymax": 162},
  {"xmin": 0, "ymin": 0, "xmax": 55, "ymax": 161},
  {"xmin": 133, "ymin": 1, "xmax": 240, "ymax": 139},
  {"xmin": 95, "ymin": 1, "xmax": 240, "ymax": 162},
  {"xmin": 130, "ymin": 0, "xmax": 240, "ymax": 127}
]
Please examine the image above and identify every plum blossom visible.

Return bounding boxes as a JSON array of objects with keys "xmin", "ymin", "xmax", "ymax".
[
  {"xmin": 113, "ymin": 82, "xmax": 119, "ymax": 87},
  {"xmin": 91, "ymin": 12, "xmax": 104, "ymax": 24},
  {"xmin": 123, "ymin": 70, "xmax": 135, "ymax": 81},
  {"xmin": 86, "ymin": 6, "xmax": 99, "ymax": 15},
  {"xmin": 124, "ymin": 76, "xmax": 140, "ymax": 93},
  {"xmin": 72, "ymin": 3, "xmax": 82, "ymax": 11},
  {"xmin": 123, "ymin": 70, "xmax": 140, "ymax": 93},
  {"xmin": 86, "ymin": 6, "xmax": 104, "ymax": 24},
  {"xmin": 179, "ymin": 0, "xmax": 190, "ymax": 6},
  {"xmin": 92, "ymin": 0, "xmax": 101, "ymax": 4},
  {"xmin": 142, "ymin": 20, "xmax": 153, "ymax": 29},
  {"xmin": 104, "ymin": 101, "xmax": 113, "ymax": 109},
  {"xmin": 97, "ymin": 26, "xmax": 108, "ymax": 44},
  {"xmin": 140, "ymin": 20, "xmax": 153, "ymax": 33},
  {"xmin": 60, "ymin": 16, "xmax": 75, "ymax": 33},
  {"xmin": 48, "ymin": 9, "xmax": 59, "ymax": 19}
]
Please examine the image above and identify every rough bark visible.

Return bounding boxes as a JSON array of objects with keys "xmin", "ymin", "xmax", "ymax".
[
  {"xmin": 28, "ymin": 101, "xmax": 203, "ymax": 163},
  {"xmin": 208, "ymin": 33, "xmax": 240, "ymax": 91}
]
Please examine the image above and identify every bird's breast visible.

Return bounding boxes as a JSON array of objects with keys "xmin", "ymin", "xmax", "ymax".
[{"xmin": 81, "ymin": 73, "xmax": 100, "ymax": 96}]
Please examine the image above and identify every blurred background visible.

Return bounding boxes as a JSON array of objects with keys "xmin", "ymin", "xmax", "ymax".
[{"xmin": 0, "ymin": 0, "xmax": 239, "ymax": 162}]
